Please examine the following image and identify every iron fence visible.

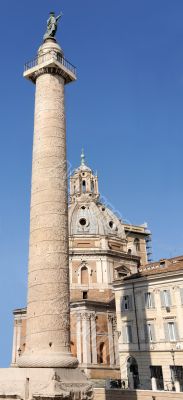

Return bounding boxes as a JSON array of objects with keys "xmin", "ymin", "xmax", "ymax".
[{"xmin": 24, "ymin": 51, "xmax": 76, "ymax": 76}]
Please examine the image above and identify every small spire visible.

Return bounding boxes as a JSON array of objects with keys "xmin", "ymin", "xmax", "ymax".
[{"xmin": 81, "ymin": 148, "xmax": 85, "ymax": 166}]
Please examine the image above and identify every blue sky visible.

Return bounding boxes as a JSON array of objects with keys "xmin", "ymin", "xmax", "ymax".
[{"xmin": 0, "ymin": 0, "xmax": 183, "ymax": 366}]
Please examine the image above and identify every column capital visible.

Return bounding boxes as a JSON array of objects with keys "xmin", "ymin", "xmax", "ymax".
[{"xmin": 82, "ymin": 312, "xmax": 91, "ymax": 321}]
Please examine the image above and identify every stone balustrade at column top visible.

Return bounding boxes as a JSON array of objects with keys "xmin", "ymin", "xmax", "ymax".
[{"xmin": 24, "ymin": 38, "xmax": 76, "ymax": 84}]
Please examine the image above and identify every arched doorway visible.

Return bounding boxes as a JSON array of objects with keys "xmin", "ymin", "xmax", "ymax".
[{"xmin": 127, "ymin": 356, "xmax": 140, "ymax": 389}]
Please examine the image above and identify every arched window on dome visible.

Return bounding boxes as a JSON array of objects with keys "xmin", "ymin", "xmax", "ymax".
[
  {"xmin": 81, "ymin": 266, "xmax": 89, "ymax": 285},
  {"xmin": 134, "ymin": 238, "xmax": 140, "ymax": 252},
  {"xmin": 82, "ymin": 180, "xmax": 86, "ymax": 193}
]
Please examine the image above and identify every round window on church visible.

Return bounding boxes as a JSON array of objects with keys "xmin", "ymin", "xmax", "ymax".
[
  {"xmin": 109, "ymin": 221, "xmax": 114, "ymax": 229},
  {"xmin": 79, "ymin": 218, "xmax": 87, "ymax": 226}
]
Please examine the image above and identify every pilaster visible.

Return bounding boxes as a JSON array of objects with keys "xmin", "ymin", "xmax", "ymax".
[{"xmin": 82, "ymin": 312, "xmax": 92, "ymax": 365}]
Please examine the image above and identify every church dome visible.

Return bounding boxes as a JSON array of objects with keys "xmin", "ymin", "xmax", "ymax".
[
  {"xmin": 69, "ymin": 200, "xmax": 125, "ymax": 239},
  {"xmin": 68, "ymin": 150, "xmax": 125, "ymax": 239}
]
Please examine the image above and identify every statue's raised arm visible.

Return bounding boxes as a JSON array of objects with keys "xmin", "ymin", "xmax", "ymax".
[
  {"xmin": 56, "ymin": 12, "xmax": 63, "ymax": 22},
  {"xmin": 43, "ymin": 11, "xmax": 63, "ymax": 41}
]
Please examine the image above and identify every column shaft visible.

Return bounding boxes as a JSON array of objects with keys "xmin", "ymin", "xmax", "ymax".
[
  {"xmin": 76, "ymin": 313, "xmax": 82, "ymax": 364},
  {"xmin": 107, "ymin": 315, "xmax": 115, "ymax": 366},
  {"xmin": 18, "ymin": 65, "xmax": 77, "ymax": 368},
  {"xmin": 91, "ymin": 315, "xmax": 97, "ymax": 364},
  {"xmin": 82, "ymin": 314, "xmax": 91, "ymax": 365}
]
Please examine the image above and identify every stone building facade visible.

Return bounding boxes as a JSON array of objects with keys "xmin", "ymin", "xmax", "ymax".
[
  {"xmin": 11, "ymin": 153, "xmax": 151, "ymax": 382},
  {"xmin": 114, "ymin": 255, "xmax": 183, "ymax": 392}
]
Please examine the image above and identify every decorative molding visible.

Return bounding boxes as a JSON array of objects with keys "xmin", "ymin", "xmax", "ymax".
[{"xmin": 81, "ymin": 312, "xmax": 91, "ymax": 321}]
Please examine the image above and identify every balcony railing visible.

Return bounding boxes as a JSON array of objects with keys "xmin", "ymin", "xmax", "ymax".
[{"xmin": 24, "ymin": 51, "xmax": 76, "ymax": 76}]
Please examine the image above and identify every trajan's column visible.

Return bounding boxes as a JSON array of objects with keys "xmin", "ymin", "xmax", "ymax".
[
  {"xmin": 18, "ymin": 11, "xmax": 77, "ymax": 371},
  {"xmin": 0, "ymin": 12, "xmax": 92, "ymax": 400}
]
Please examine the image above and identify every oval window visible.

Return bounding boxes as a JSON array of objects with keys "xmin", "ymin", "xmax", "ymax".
[{"xmin": 79, "ymin": 218, "xmax": 87, "ymax": 226}]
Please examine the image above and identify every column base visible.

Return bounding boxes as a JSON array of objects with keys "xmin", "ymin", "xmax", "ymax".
[
  {"xmin": 17, "ymin": 351, "xmax": 78, "ymax": 368},
  {"xmin": 0, "ymin": 367, "xmax": 93, "ymax": 399}
]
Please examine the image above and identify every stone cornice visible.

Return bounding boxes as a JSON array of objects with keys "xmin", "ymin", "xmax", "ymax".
[
  {"xmin": 69, "ymin": 248, "xmax": 140, "ymax": 261},
  {"xmin": 30, "ymin": 66, "xmax": 70, "ymax": 84}
]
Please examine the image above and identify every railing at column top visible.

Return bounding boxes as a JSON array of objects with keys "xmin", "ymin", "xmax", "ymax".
[{"xmin": 24, "ymin": 51, "xmax": 76, "ymax": 76}]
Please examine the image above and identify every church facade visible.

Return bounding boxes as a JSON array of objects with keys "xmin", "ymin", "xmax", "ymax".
[{"xmin": 11, "ymin": 152, "xmax": 151, "ymax": 382}]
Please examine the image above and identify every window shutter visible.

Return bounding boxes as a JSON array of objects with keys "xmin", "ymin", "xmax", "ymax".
[
  {"xmin": 174, "ymin": 322, "xmax": 179, "ymax": 341},
  {"xmin": 151, "ymin": 324, "xmax": 156, "ymax": 342},
  {"xmin": 122, "ymin": 326, "xmax": 127, "ymax": 343},
  {"xmin": 151, "ymin": 292, "xmax": 155, "ymax": 308},
  {"xmin": 144, "ymin": 324, "xmax": 148, "ymax": 342},
  {"xmin": 164, "ymin": 323, "xmax": 169, "ymax": 341},
  {"xmin": 160, "ymin": 291, "xmax": 165, "ymax": 307},
  {"xmin": 167, "ymin": 290, "xmax": 172, "ymax": 306},
  {"xmin": 180, "ymin": 288, "xmax": 183, "ymax": 305}
]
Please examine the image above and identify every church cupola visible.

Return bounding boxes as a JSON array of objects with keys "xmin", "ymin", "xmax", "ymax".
[{"xmin": 70, "ymin": 150, "xmax": 99, "ymax": 202}]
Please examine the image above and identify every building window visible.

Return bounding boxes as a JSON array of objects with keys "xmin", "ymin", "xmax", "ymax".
[
  {"xmin": 170, "ymin": 366, "xmax": 183, "ymax": 391},
  {"xmin": 168, "ymin": 322, "xmax": 176, "ymax": 342},
  {"xmin": 83, "ymin": 291, "xmax": 88, "ymax": 299},
  {"xmin": 164, "ymin": 321, "xmax": 179, "ymax": 342},
  {"xmin": 160, "ymin": 290, "xmax": 171, "ymax": 307},
  {"xmin": 81, "ymin": 266, "xmax": 89, "ymax": 285},
  {"xmin": 79, "ymin": 218, "xmax": 87, "ymax": 226},
  {"xmin": 98, "ymin": 342, "xmax": 107, "ymax": 364},
  {"xmin": 82, "ymin": 180, "xmax": 86, "ymax": 193},
  {"xmin": 150, "ymin": 366, "xmax": 164, "ymax": 390},
  {"xmin": 144, "ymin": 323, "xmax": 155, "ymax": 342},
  {"xmin": 122, "ymin": 325, "xmax": 133, "ymax": 343},
  {"xmin": 147, "ymin": 324, "xmax": 153, "ymax": 342},
  {"xmin": 121, "ymin": 295, "xmax": 132, "ymax": 311},
  {"xmin": 134, "ymin": 238, "xmax": 140, "ymax": 252},
  {"xmin": 145, "ymin": 292, "xmax": 155, "ymax": 308},
  {"xmin": 91, "ymin": 180, "xmax": 94, "ymax": 192}
]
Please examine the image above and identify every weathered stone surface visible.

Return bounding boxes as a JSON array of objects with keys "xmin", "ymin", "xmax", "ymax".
[
  {"xmin": 17, "ymin": 39, "xmax": 78, "ymax": 369},
  {"xmin": 0, "ymin": 368, "xmax": 93, "ymax": 400}
]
